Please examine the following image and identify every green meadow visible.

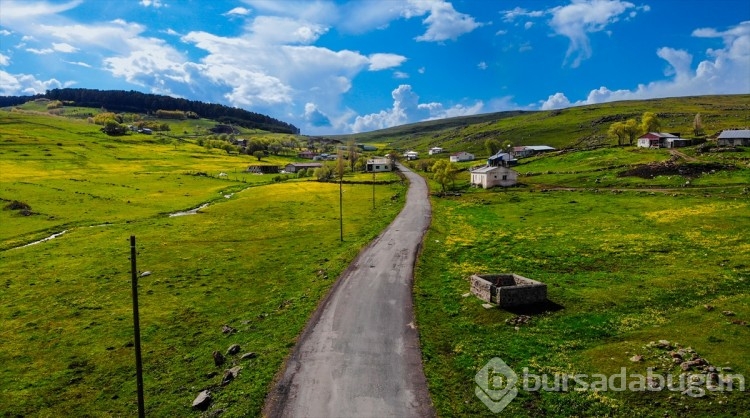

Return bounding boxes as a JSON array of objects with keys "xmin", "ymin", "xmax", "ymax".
[
  {"xmin": 413, "ymin": 146, "xmax": 750, "ymax": 415},
  {"xmin": 0, "ymin": 110, "xmax": 405, "ymax": 416}
]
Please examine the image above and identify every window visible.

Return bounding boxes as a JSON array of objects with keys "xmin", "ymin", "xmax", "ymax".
[{"xmin": 502, "ymin": 175, "xmax": 507, "ymax": 180}]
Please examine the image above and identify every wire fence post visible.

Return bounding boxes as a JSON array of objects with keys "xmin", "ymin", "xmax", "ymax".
[{"xmin": 130, "ymin": 235, "xmax": 145, "ymax": 418}]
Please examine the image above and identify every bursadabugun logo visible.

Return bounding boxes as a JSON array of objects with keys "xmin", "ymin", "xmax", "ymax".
[
  {"xmin": 476, "ymin": 356, "xmax": 745, "ymax": 413},
  {"xmin": 474, "ymin": 357, "xmax": 518, "ymax": 413}
]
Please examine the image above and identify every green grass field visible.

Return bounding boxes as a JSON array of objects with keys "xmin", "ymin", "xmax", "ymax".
[
  {"xmin": 414, "ymin": 165, "xmax": 750, "ymax": 416},
  {"xmin": 0, "ymin": 110, "xmax": 406, "ymax": 416}
]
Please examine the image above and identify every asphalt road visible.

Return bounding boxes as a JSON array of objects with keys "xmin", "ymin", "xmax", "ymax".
[{"xmin": 264, "ymin": 163, "xmax": 435, "ymax": 418}]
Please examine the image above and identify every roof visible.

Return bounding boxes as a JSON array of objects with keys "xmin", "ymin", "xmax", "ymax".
[
  {"xmin": 367, "ymin": 158, "xmax": 390, "ymax": 164},
  {"xmin": 525, "ymin": 145, "xmax": 555, "ymax": 151},
  {"xmin": 640, "ymin": 132, "xmax": 679, "ymax": 139},
  {"xmin": 718, "ymin": 129, "xmax": 750, "ymax": 139},
  {"xmin": 430, "ymin": 147, "xmax": 443, "ymax": 150},
  {"xmin": 471, "ymin": 165, "xmax": 514, "ymax": 174},
  {"xmin": 488, "ymin": 151, "xmax": 512, "ymax": 160},
  {"xmin": 451, "ymin": 151, "xmax": 472, "ymax": 156}
]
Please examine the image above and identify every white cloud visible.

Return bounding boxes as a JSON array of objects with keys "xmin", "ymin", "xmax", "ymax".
[
  {"xmin": 477, "ymin": 61, "xmax": 487, "ymax": 70},
  {"xmin": 140, "ymin": 0, "xmax": 164, "ymax": 8},
  {"xmin": 394, "ymin": 71, "xmax": 409, "ymax": 79},
  {"xmin": 0, "ymin": 0, "xmax": 82, "ymax": 20},
  {"xmin": 0, "ymin": 70, "xmax": 63, "ymax": 95},
  {"xmin": 242, "ymin": 0, "xmax": 338, "ymax": 24},
  {"xmin": 65, "ymin": 61, "xmax": 92, "ymax": 68},
  {"xmin": 52, "ymin": 42, "xmax": 77, "ymax": 53},
  {"xmin": 26, "ymin": 48, "xmax": 54, "ymax": 55},
  {"xmin": 500, "ymin": 7, "xmax": 544, "ymax": 22},
  {"xmin": 0, "ymin": 30, "xmax": 12, "ymax": 36},
  {"xmin": 247, "ymin": 16, "xmax": 328, "ymax": 45},
  {"xmin": 540, "ymin": 92, "xmax": 571, "ymax": 110},
  {"xmin": 0, "ymin": 53, "xmax": 10, "ymax": 66},
  {"xmin": 410, "ymin": 0, "xmax": 483, "ymax": 42},
  {"xmin": 351, "ymin": 84, "xmax": 483, "ymax": 132},
  {"xmin": 335, "ymin": 0, "xmax": 481, "ymax": 41},
  {"xmin": 303, "ymin": 102, "xmax": 332, "ymax": 127},
  {"xmin": 495, "ymin": 29, "xmax": 508, "ymax": 35},
  {"xmin": 225, "ymin": 7, "xmax": 251, "ymax": 17},
  {"xmin": 549, "ymin": 0, "xmax": 637, "ymax": 68},
  {"xmin": 524, "ymin": 21, "xmax": 534, "ymax": 30},
  {"xmin": 545, "ymin": 21, "xmax": 750, "ymax": 108},
  {"xmin": 368, "ymin": 53, "xmax": 407, "ymax": 71}
]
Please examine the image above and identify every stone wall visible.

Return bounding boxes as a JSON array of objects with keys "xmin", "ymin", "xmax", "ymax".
[{"xmin": 470, "ymin": 273, "xmax": 547, "ymax": 308}]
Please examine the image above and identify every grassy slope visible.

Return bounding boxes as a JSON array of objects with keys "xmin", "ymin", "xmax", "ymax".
[
  {"xmin": 340, "ymin": 95, "xmax": 750, "ymax": 158},
  {"xmin": 0, "ymin": 110, "xmax": 406, "ymax": 416},
  {"xmin": 407, "ymin": 97, "xmax": 750, "ymax": 416},
  {"xmin": 415, "ymin": 189, "xmax": 749, "ymax": 417}
]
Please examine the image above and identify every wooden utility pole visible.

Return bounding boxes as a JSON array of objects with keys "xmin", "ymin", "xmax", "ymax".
[{"xmin": 129, "ymin": 236, "xmax": 145, "ymax": 418}]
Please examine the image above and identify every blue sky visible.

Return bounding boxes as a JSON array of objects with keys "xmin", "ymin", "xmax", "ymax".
[{"xmin": 1, "ymin": 0, "xmax": 748, "ymax": 134}]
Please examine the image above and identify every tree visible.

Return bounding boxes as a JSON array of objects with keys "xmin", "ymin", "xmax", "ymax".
[
  {"xmin": 485, "ymin": 139, "xmax": 501, "ymax": 156},
  {"xmin": 337, "ymin": 150, "xmax": 346, "ymax": 241},
  {"xmin": 608, "ymin": 121, "xmax": 627, "ymax": 146},
  {"xmin": 623, "ymin": 118, "xmax": 641, "ymax": 145},
  {"xmin": 102, "ymin": 120, "xmax": 128, "ymax": 135},
  {"xmin": 314, "ymin": 165, "xmax": 333, "ymax": 181},
  {"xmin": 347, "ymin": 141, "xmax": 359, "ymax": 171},
  {"xmin": 501, "ymin": 140, "xmax": 514, "ymax": 154},
  {"xmin": 693, "ymin": 113, "xmax": 704, "ymax": 137},
  {"xmin": 641, "ymin": 111, "xmax": 661, "ymax": 134},
  {"xmin": 431, "ymin": 160, "xmax": 457, "ymax": 194},
  {"xmin": 253, "ymin": 150, "xmax": 264, "ymax": 161}
]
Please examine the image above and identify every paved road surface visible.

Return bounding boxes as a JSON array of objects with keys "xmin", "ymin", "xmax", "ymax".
[{"xmin": 264, "ymin": 163, "xmax": 434, "ymax": 418}]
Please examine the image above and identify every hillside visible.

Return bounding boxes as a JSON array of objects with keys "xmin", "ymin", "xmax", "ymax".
[
  {"xmin": 338, "ymin": 95, "xmax": 750, "ymax": 155},
  {"xmin": 0, "ymin": 88, "xmax": 300, "ymax": 134},
  {"xmin": 0, "ymin": 109, "xmax": 406, "ymax": 416}
]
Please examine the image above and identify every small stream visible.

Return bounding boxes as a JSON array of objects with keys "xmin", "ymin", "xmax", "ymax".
[
  {"xmin": 17, "ymin": 230, "xmax": 68, "ymax": 249},
  {"xmin": 169, "ymin": 203, "xmax": 210, "ymax": 217}
]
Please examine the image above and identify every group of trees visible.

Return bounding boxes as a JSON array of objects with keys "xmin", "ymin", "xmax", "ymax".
[
  {"xmin": 608, "ymin": 111, "xmax": 705, "ymax": 145},
  {"xmin": 89, "ymin": 112, "xmax": 170, "ymax": 136},
  {"xmin": 43, "ymin": 88, "xmax": 299, "ymax": 134},
  {"xmin": 484, "ymin": 139, "xmax": 514, "ymax": 156},
  {"xmin": 607, "ymin": 112, "xmax": 662, "ymax": 146}
]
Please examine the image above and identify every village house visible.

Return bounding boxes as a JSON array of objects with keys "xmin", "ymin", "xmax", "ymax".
[
  {"xmin": 247, "ymin": 165, "xmax": 280, "ymax": 174},
  {"xmin": 636, "ymin": 132, "xmax": 680, "ymax": 148},
  {"xmin": 717, "ymin": 129, "xmax": 750, "ymax": 146},
  {"xmin": 284, "ymin": 162, "xmax": 322, "ymax": 173},
  {"xmin": 429, "ymin": 147, "xmax": 444, "ymax": 155},
  {"xmin": 297, "ymin": 150, "xmax": 318, "ymax": 159},
  {"xmin": 512, "ymin": 145, "xmax": 556, "ymax": 158},
  {"xmin": 404, "ymin": 150, "xmax": 419, "ymax": 160},
  {"xmin": 470, "ymin": 165, "xmax": 518, "ymax": 189},
  {"xmin": 366, "ymin": 158, "xmax": 392, "ymax": 172},
  {"xmin": 449, "ymin": 151, "xmax": 474, "ymax": 162},
  {"xmin": 487, "ymin": 151, "xmax": 517, "ymax": 166}
]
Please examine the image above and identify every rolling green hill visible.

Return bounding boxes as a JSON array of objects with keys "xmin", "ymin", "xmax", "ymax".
[{"xmin": 338, "ymin": 95, "xmax": 750, "ymax": 156}]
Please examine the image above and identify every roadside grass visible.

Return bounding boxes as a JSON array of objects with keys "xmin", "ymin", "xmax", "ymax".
[
  {"xmin": 414, "ymin": 189, "xmax": 750, "ymax": 417},
  {"xmin": 0, "ymin": 111, "xmax": 407, "ymax": 416}
]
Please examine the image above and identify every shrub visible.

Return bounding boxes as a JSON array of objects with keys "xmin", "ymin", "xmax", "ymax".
[{"xmin": 4, "ymin": 200, "xmax": 31, "ymax": 211}]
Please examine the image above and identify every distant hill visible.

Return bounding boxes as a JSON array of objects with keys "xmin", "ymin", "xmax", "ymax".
[
  {"xmin": 0, "ymin": 88, "xmax": 299, "ymax": 134},
  {"xmin": 333, "ymin": 95, "xmax": 750, "ymax": 155}
]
